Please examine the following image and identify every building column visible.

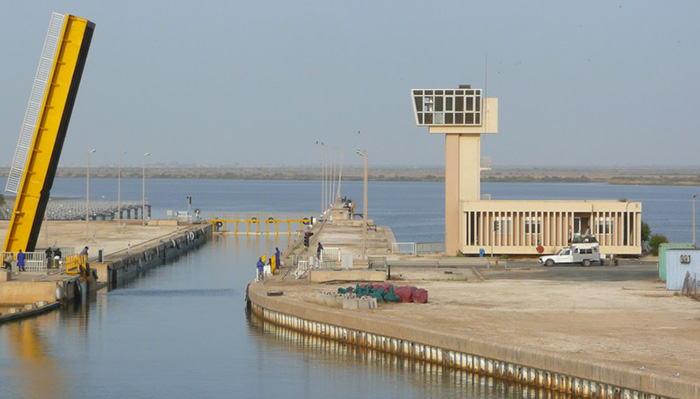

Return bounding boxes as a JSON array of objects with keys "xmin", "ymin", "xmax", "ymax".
[{"xmin": 445, "ymin": 134, "xmax": 460, "ymax": 255}]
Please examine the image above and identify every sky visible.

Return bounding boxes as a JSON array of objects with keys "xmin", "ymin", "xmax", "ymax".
[{"xmin": 0, "ymin": 1, "xmax": 698, "ymax": 168}]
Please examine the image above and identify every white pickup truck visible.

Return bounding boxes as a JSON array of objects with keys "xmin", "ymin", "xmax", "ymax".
[{"xmin": 539, "ymin": 242, "xmax": 605, "ymax": 267}]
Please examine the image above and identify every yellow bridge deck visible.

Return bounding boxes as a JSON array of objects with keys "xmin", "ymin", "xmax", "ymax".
[{"xmin": 4, "ymin": 13, "xmax": 95, "ymax": 253}]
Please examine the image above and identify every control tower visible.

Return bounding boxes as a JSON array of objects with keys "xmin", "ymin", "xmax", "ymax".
[
  {"xmin": 411, "ymin": 85, "xmax": 498, "ymax": 254},
  {"xmin": 412, "ymin": 84, "xmax": 641, "ymax": 257}
]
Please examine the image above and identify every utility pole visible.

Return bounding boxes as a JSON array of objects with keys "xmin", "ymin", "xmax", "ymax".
[
  {"xmin": 315, "ymin": 141, "xmax": 325, "ymax": 218},
  {"xmin": 187, "ymin": 196, "xmax": 192, "ymax": 220},
  {"xmin": 142, "ymin": 152, "xmax": 150, "ymax": 226},
  {"xmin": 86, "ymin": 148, "xmax": 96, "ymax": 242},
  {"xmin": 356, "ymin": 149, "xmax": 368, "ymax": 259},
  {"xmin": 694, "ymin": 194, "xmax": 697, "ymax": 246},
  {"xmin": 118, "ymin": 151, "xmax": 125, "ymax": 229}
]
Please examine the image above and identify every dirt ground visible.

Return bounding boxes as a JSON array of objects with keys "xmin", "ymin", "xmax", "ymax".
[{"xmin": 263, "ymin": 263, "xmax": 700, "ymax": 385}]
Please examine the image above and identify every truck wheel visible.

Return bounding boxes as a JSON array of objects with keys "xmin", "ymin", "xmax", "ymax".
[
  {"xmin": 582, "ymin": 259, "xmax": 591, "ymax": 267},
  {"xmin": 544, "ymin": 259, "xmax": 554, "ymax": 267}
]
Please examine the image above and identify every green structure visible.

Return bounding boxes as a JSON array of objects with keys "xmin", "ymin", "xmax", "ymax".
[{"xmin": 658, "ymin": 243, "xmax": 695, "ymax": 281}]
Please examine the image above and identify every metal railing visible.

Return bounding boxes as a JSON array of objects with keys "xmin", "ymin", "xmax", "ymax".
[
  {"xmin": 294, "ymin": 260, "xmax": 309, "ymax": 279},
  {"xmin": 6, "ymin": 12, "xmax": 65, "ymax": 193},
  {"xmin": 2, "ymin": 247, "xmax": 78, "ymax": 273},
  {"xmin": 2, "ymin": 251, "xmax": 46, "ymax": 273},
  {"xmin": 416, "ymin": 242, "xmax": 445, "ymax": 254},
  {"xmin": 392, "ymin": 242, "xmax": 417, "ymax": 254},
  {"xmin": 320, "ymin": 247, "xmax": 341, "ymax": 262}
]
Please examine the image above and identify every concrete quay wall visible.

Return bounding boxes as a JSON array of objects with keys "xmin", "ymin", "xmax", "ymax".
[
  {"xmin": 248, "ymin": 282, "xmax": 697, "ymax": 399},
  {"xmin": 0, "ymin": 280, "xmax": 58, "ymax": 304},
  {"xmin": 98, "ymin": 224, "xmax": 212, "ymax": 288}
]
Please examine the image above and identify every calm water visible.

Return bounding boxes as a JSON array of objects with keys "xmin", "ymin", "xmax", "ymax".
[{"xmin": 0, "ymin": 178, "xmax": 697, "ymax": 399}]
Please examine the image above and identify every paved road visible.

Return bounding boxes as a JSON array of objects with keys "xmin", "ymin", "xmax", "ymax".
[{"xmin": 482, "ymin": 260, "xmax": 660, "ymax": 282}]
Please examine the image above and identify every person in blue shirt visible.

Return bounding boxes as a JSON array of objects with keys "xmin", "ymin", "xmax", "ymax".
[
  {"xmin": 256, "ymin": 257, "xmax": 265, "ymax": 281},
  {"xmin": 275, "ymin": 247, "xmax": 281, "ymax": 270},
  {"xmin": 17, "ymin": 250, "xmax": 26, "ymax": 272}
]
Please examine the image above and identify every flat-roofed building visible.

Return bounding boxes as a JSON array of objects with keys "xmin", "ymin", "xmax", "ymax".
[{"xmin": 411, "ymin": 85, "xmax": 642, "ymax": 256}]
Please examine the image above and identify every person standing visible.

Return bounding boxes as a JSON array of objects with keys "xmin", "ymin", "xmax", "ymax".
[
  {"xmin": 256, "ymin": 257, "xmax": 265, "ymax": 281},
  {"xmin": 45, "ymin": 247, "xmax": 54, "ymax": 268},
  {"xmin": 3, "ymin": 253, "xmax": 12, "ymax": 270},
  {"xmin": 17, "ymin": 250, "xmax": 26, "ymax": 272},
  {"xmin": 275, "ymin": 247, "xmax": 281, "ymax": 270},
  {"xmin": 54, "ymin": 247, "xmax": 62, "ymax": 267},
  {"xmin": 316, "ymin": 242, "xmax": 323, "ymax": 260}
]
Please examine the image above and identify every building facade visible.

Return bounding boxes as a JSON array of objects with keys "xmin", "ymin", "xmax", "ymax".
[{"xmin": 412, "ymin": 85, "xmax": 642, "ymax": 256}]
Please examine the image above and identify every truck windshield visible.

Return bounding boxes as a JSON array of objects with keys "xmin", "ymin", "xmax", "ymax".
[{"xmin": 559, "ymin": 249, "xmax": 570, "ymax": 255}]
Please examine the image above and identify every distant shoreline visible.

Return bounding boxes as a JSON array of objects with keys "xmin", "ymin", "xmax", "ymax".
[{"xmin": 0, "ymin": 167, "xmax": 698, "ymax": 186}]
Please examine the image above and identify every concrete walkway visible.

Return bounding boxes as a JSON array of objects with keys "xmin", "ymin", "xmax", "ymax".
[{"xmin": 266, "ymin": 220, "xmax": 700, "ymax": 398}]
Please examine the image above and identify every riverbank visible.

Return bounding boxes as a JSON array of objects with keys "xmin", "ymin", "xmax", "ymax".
[
  {"xmin": 2, "ymin": 166, "xmax": 699, "ymax": 185},
  {"xmin": 252, "ymin": 219, "xmax": 700, "ymax": 399}
]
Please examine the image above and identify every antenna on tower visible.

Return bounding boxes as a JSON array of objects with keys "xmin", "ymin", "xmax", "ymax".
[{"xmin": 483, "ymin": 49, "xmax": 489, "ymax": 136}]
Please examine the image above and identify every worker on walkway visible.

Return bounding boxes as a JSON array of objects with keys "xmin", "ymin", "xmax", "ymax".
[
  {"xmin": 54, "ymin": 247, "xmax": 62, "ymax": 267},
  {"xmin": 17, "ymin": 250, "xmax": 26, "ymax": 272},
  {"xmin": 3, "ymin": 253, "xmax": 12, "ymax": 270},
  {"xmin": 256, "ymin": 257, "xmax": 265, "ymax": 281},
  {"xmin": 45, "ymin": 247, "xmax": 54, "ymax": 268},
  {"xmin": 316, "ymin": 242, "xmax": 323, "ymax": 260},
  {"xmin": 275, "ymin": 247, "xmax": 281, "ymax": 270}
]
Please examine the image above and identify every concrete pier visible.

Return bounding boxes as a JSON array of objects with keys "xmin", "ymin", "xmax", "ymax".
[{"xmin": 251, "ymin": 216, "xmax": 700, "ymax": 399}]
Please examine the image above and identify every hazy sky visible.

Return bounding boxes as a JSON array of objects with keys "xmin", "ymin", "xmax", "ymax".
[{"xmin": 0, "ymin": 1, "xmax": 698, "ymax": 168}]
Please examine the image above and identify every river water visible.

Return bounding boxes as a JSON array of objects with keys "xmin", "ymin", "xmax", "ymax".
[{"xmin": 0, "ymin": 178, "xmax": 697, "ymax": 399}]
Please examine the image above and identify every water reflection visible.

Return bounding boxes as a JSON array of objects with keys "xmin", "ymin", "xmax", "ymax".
[
  {"xmin": 248, "ymin": 312, "xmax": 578, "ymax": 399},
  {"xmin": 6, "ymin": 320, "xmax": 64, "ymax": 398},
  {"xmin": 3, "ymin": 300, "xmax": 95, "ymax": 399}
]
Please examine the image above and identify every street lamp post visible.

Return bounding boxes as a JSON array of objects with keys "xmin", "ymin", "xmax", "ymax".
[
  {"xmin": 117, "ymin": 151, "xmax": 126, "ymax": 228},
  {"xmin": 86, "ymin": 148, "xmax": 96, "ymax": 242},
  {"xmin": 694, "ymin": 194, "xmax": 697, "ymax": 247},
  {"xmin": 142, "ymin": 152, "xmax": 150, "ymax": 226},
  {"xmin": 356, "ymin": 149, "xmax": 368, "ymax": 259},
  {"xmin": 187, "ymin": 196, "xmax": 192, "ymax": 220},
  {"xmin": 315, "ymin": 141, "xmax": 325, "ymax": 218},
  {"xmin": 335, "ymin": 150, "xmax": 344, "ymax": 203},
  {"xmin": 329, "ymin": 148, "xmax": 335, "ymax": 209}
]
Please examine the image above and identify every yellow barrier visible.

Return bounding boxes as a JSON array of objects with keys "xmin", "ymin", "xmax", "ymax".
[
  {"xmin": 211, "ymin": 218, "xmax": 310, "ymax": 236},
  {"xmin": 65, "ymin": 254, "xmax": 87, "ymax": 276}
]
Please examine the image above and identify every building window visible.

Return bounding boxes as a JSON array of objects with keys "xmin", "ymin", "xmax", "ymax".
[
  {"xmin": 493, "ymin": 216, "xmax": 511, "ymax": 235},
  {"xmin": 598, "ymin": 218, "xmax": 613, "ymax": 234},
  {"xmin": 412, "ymin": 89, "xmax": 482, "ymax": 127},
  {"xmin": 524, "ymin": 216, "xmax": 541, "ymax": 234},
  {"xmin": 466, "ymin": 212, "xmax": 480, "ymax": 246}
]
